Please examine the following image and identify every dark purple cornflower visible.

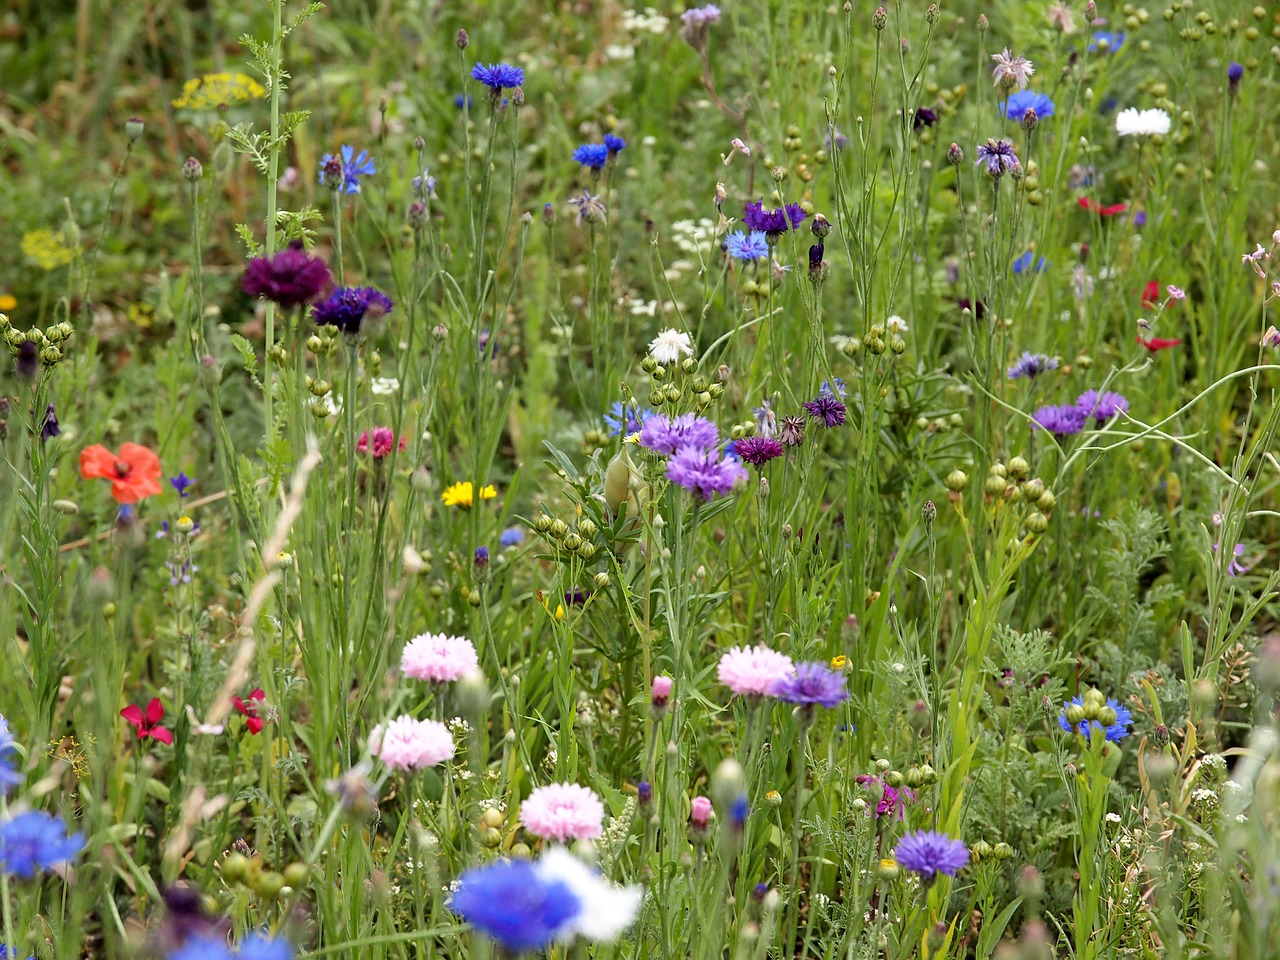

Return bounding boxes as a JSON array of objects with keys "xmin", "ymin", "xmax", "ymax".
[
  {"xmin": 243, "ymin": 243, "xmax": 332, "ymax": 309},
  {"xmin": 974, "ymin": 138, "xmax": 1021, "ymax": 178},
  {"xmin": 474, "ymin": 546, "xmax": 490, "ymax": 571},
  {"xmin": 638, "ymin": 413, "xmax": 720, "ymax": 455},
  {"xmin": 666, "ymin": 448, "xmax": 747, "ymax": 500},
  {"xmin": 1031, "ymin": 404, "xmax": 1086, "ymax": 437},
  {"xmin": 778, "ymin": 415, "xmax": 806, "ymax": 447},
  {"xmin": 735, "ymin": 435, "xmax": 784, "ymax": 468},
  {"xmin": 808, "ymin": 243, "xmax": 824, "ymax": 267},
  {"xmin": 1007, "ymin": 352, "xmax": 1058, "ymax": 380},
  {"xmin": 603, "ymin": 133, "xmax": 627, "ymax": 155},
  {"xmin": 1075, "ymin": 389, "xmax": 1128, "ymax": 425},
  {"xmin": 572, "ymin": 143, "xmax": 609, "ymax": 170},
  {"xmin": 769, "ymin": 662, "xmax": 850, "ymax": 708},
  {"xmin": 312, "ymin": 286, "xmax": 393, "ymax": 335},
  {"xmin": 913, "ymin": 107, "xmax": 938, "ymax": 130},
  {"xmin": 742, "ymin": 200, "xmax": 807, "ymax": 241},
  {"xmin": 471, "ymin": 62, "xmax": 525, "ymax": 94},
  {"xmin": 39, "ymin": 404, "xmax": 59, "ymax": 440},
  {"xmin": 803, "ymin": 393, "xmax": 847, "ymax": 428},
  {"xmin": 893, "ymin": 830, "xmax": 969, "ymax": 880},
  {"xmin": 565, "ymin": 587, "xmax": 590, "ymax": 606},
  {"xmin": 637, "ymin": 781, "xmax": 652, "ymax": 805},
  {"xmin": 1227, "ymin": 62, "xmax": 1244, "ymax": 89},
  {"xmin": 170, "ymin": 473, "xmax": 195, "ymax": 498},
  {"xmin": 956, "ymin": 297, "xmax": 986, "ymax": 319},
  {"xmin": 14, "ymin": 340, "xmax": 38, "ymax": 380}
]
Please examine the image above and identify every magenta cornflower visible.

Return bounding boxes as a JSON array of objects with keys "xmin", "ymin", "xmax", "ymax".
[
  {"xmin": 718, "ymin": 645, "xmax": 795, "ymax": 696},
  {"xmin": 356, "ymin": 427, "xmax": 407, "ymax": 459},
  {"xmin": 690, "ymin": 796, "xmax": 713, "ymax": 828},
  {"xmin": 893, "ymin": 830, "xmax": 969, "ymax": 880},
  {"xmin": 666, "ymin": 448, "xmax": 747, "ymax": 499},
  {"xmin": 242, "ymin": 243, "xmax": 331, "ymax": 309},
  {"xmin": 803, "ymin": 393, "xmax": 847, "ymax": 428},
  {"xmin": 769, "ymin": 661, "xmax": 850, "ymax": 708},
  {"xmin": 374, "ymin": 716, "xmax": 455, "ymax": 771},
  {"xmin": 400, "ymin": 633, "xmax": 480, "ymax": 682},
  {"xmin": 735, "ymin": 435, "xmax": 784, "ymax": 468},
  {"xmin": 638, "ymin": 414, "xmax": 719, "ymax": 455},
  {"xmin": 520, "ymin": 783, "xmax": 605, "ymax": 842}
]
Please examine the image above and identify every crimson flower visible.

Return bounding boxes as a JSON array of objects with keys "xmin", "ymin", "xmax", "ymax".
[
  {"xmin": 1077, "ymin": 197, "xmax": 1128, "ymax": 216},
  {"xmin": 1140, "ymin": 280, "xmax": 1161, "ymax": 309},
  {"xmin": 1137, "ymin": 336, "xmax": 1182, "ymax": 351},
  {"xmin": 232, "ymin": 688, "xmax": 266, "ymax": 734},
  {"xmin": 121, "ymin": 698, "xmax": 174, "ymax": 745}
]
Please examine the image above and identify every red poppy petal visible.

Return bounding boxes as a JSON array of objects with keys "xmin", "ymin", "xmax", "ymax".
[
  {"xmin": 249, "ymin": 688, "xmax": 265, "ymax": 701},
  {"xmin": 247, "ymin": 718, "xmax": 264, "ymax": 735},
  {"xmin": 1100, "ymin": 203, "xmax": 1129, "ymax": 216},
  {"xmin": 1077, "ymin": 197, "xmax": 1099, "ymax": 212},
  {"xmin": 150, "ymin": 726, "xmax": 174, "ymax": 746},
  {"xmin": 232, "ymin": 697, "xmax": 248, "ymax": 717},
  {"xmin": 80, "ymin": 445, "xmax": 118, "ymax": 481}
]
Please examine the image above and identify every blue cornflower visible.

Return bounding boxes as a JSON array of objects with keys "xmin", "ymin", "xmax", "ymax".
[
  {"xmin": 471, "ymin": 62, "xmax": 525, "ymax": 93},
  {"xmin": 729, "ymin": 795, "xmax": 749, "ymax": 826},
  {"xmin": 412, "ymin": 170, "xmax": 438, "ymax": 200},
  {"xmin": 726, "ymin": 231, "xmax": 769, "ymax": 262},
  {"xmin": 1058, "ymin": 695, "xmax": 1133, "ymax": 742},
  {"xmin": 1227, "ymin": 62, "xmax": 1244, "ymax": 86},
  {"xmin": 454, "ymin": 93, "xmax": 474, "ymax": 109},
  {"xmin": 769, "ymin": 662, "xmax": 850, "ymax": 708},
  {"xmin": 893, "ymin": 831, "xmax": 969, "ymax": 880},
  {"xmin": 0, "ymin": 947, "xmax": 35, "ymax": 960},
  {"xmin": 0, "ymin": 810, "xmax": 85, "ymax": 878},
  {"xmin": 312, "ymin": 286, "xmax": 393, "ymax": 335},
  {"xmin": 752, "ymin": 398, "xmax": 778, "ymax": 437},
  {"xmin": 1012, "ymin": 251, "xmax": 1047, "ymax": 275},
  {"xmin": 1030, "ymin": 404, "xmax": 1086, "ymax": 437},
  {"xmin": 449, "ymin": 859, "xmax": 581, "ymax": 952},
  {"xmin": 0, "ymin": 716, "xmax": 19, "ymax": 795},
  {"xmin": 819, "ymin": 378, "xmax": 847, "ymax": 398},
  {"xmin": 1088, "ymin": 31, "xmax": 1125, "ymax": 52},
  {"xmin": 1004, "ymin": 90, "xmax": 1055, "ymax": 122},
  {"xmin": 604, "ymin": 133, "xmax": 627, "ymax": 155},
  {"xmin": 318, "ymin": 145, "xmax": 375, "ymax": 195},
  {"xmin": 1007, "ymin": 352, "xmax": 1058, "ymax": 380},
  {"xmin": 170, "ymin": 936, "xmax": 233, "ymax": 960},
  {"xmin": 603, "ymin": 402, "xmax": 651, "ymax": 436},
  {"xmin": 239, "ymin": 933, "xmax": 293, "ymax": 960},
  {"xmin": 572, "ymin": 144, "xmax": 609, "ymax": 170},
  {"xmin": 170, "ymin": 473, "xmax": 195, "ymax": 498},
  {"xmin": 499, "ymin": 526, "xmax": 524, "ymax": 548}
]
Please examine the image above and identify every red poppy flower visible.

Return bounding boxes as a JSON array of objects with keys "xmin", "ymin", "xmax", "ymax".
[
  {"xmin": 121, "ymin": 698, "xmax": 174, "ymax": 745},
  {"xmin": 232, "ymin": 688, "xmax": 266, "ymax": 735},
  {"xmin": 1141, "ymin": 280, "xmax": 1161, "ymax": 309},
  {"xmin": 80, "ymin": 443, "xmax": 163, "ymax": 504},
  {"xmin": 1137, "ymin": 336, "xmax": 1183, "ymax": 351},
  {"xmin": 1078, "ymin": 197, "xmax": 1129, "ymax": 217}
]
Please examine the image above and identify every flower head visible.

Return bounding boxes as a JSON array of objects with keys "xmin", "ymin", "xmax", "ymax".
[
  {"xmin": 312, "ymin": 286, "xmax": 392, "ymax": 335},
  {"xmin": 1012, "ymin": 251, "xmax": 1047, "ymax": 275},
  {"xmin": 975, "ymin": 138, "xmax": 1021, "ymax": 178},
  {"xmin": 770, "ymin": 662, "xmax": 850, "ymax": 708},
  {"xmin": 231, "ymin": 689, "xmax": 266, "ymax": 735},
  {"xmin": 442, "ymin": 482, "xmax": 498, "ymax": 508},
  {"xmin": 450, "ymin": 859, "xmax": 580, "ymax": 951},
  {"xmin": 81, "ymin": 443, "xmax": 163, "ymax": 504},
  {"xmin": 355, "ymin": 427, "xmax": 406, "ymax": 459},
  {"xmin": 170, "ymin": 473, "xmax": 195, "ymax": 498},
  {"xmin": 471, "ymin": 62, "xmax": 525, "ymax": 92},
  {"xmin": 121, "ymin": 698, "xmax": 174, "ymax": 745},
  {"xmin": 779, "ymin": 415, "xmax": 806, "ymax": 447},
  {"xmin": 500, "ymin": 526, "xmax": 525, "ymax": 548},
  {"xmin": 0, "ymin": 810, "xmax": 85, "ymax": 878},
  {"xmin": 318, "ymin": 145, "xmax": 375, "ymax": 194},
  {"xmin": 912, "ymin": 107, "xmax": 938, "ymax": 130},
  {"xmin": 401, "ymin": 633, "xmax": 479, "ymax": 683},
  {"xmin": 1075, "ymin": 389, "xmax": 1129, "ymax": 425},
  {"xmin": 718, "ymin": 645, "xmax": 795, "ymax": 696},
  {"xmin": 803, "ymin": 393, "xmax": 847, "ymax": 428},
  {"xmin": 604, "ymin": 133, "xmax": 627, "ymax": 155},
  {"xmin": 893, "ymin": 830, "xmax": 969, "ymax": 879},
  {"xmin": 568, "ymin": 189, "xmax": 607, "ymax": 224},
  {"xmin": 726, "ymin": 231, "xmax": 770, "ymax": 262},
  {"xmin": 1004, "ymin": 90, "xmax": 1054, "ymax": 122},
  {"xmin": 242, "ymin": 243, "xmax": 331, "ymax": 309},
  {"xmin": 1007, "ymin": 352, "xmax": 1058, "ymax": 380},
  {"xmin": 0, "ymin": 717, "xmax": 20, "ymax": 796},
  {"xmin": 572, "ymin": 144, "xmax": 609, "ymax": 170},
  {"xmin": 1058, "ymin": 695, "xmax": 1133, "ymax": 741},
  {"xmin": 604, "ymin": 402, "xmax": 651, "ymax": 436},
  {"xmin": 735, "ymin": 435, "xmax": 784, "ymax": 468},
  {"xmin": 1115, "ymin": 107, "xmax": 1171, "ymax": 137},
  {"xmin": 1228, "ymin": 62, "xmax": 1244, "ymax": 86},
  {"xmin": 648, "ymin": 328, "xmax": 693, "ymax": 365},
  {"xmin": 666, "ymin": 447, "xmax": 747, "ymax": 499},
  {"xmin": 1031, "ymin": 404, "xmax": 1086, "ymax": 437},
  {"xmin": 373, "ymin": 716, "xmax": 455, "ymax": 771},
  {"xmin": 681, "ymin": 4, "xmax": 721, "ymax": 25},
  {"xmin": 742, "ymin": 200, "xmax": 807, "ymax": 238},
  {"xmin": 990, "ymin": 48, "xmax": 1035, "ymax": 89},
  {"xmin": 533, "ymin": 847, "xmax": 642, "ymax": 943},
  {"xmin": 638, "ymin": 413, "xmax": 719, "ymax": 455},
  {"xmin": 521, "ymin": 783, "xmax": 604, "ymax": 842}
]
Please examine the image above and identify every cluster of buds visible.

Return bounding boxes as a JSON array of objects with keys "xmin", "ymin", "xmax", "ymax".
[
  {"xmin": 532, "ymin": 512, "xmax": 602, "ymax": 563},
  {"xmin": 982, "ymin": 456, "xmax": 1056, "ymax": 532},
  {"xmin": 903, "ymin": 764, "xmax": 938, "ymax": 788},
  {"xmin": 1, "ymin": 314, "xmax": 75, "ymax": 376},
  {"xmin": 915, "ymin": 412, "xmax": 966, "ymax": 435},
  {"xmin": 854, "ymin": 320, "xmax": 905, "ymax": 357},
  {"xmin": 969, "ymin": 839, "xmax": 1015, "ymax": 863},
  {"xmin": 1064, "ymin": 688, "xmax": 1119, "ymax": 728},
  {"xmin": 640, "ymin": 355, "xmax": 725, "ymax": 415},
  {"xmin": 220, "ymin": 844, "xmax": 309, "ymax": 901},
  {"xmin": 305, "ymin": 325, "xmax": 343, "ymax": 358}
]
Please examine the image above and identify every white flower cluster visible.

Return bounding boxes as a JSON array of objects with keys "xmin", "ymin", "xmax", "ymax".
[{"xmin": 621, "ymin": 8, "xmax": 669, "ymax": 33}]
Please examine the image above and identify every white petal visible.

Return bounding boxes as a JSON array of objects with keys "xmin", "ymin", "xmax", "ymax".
[{"xmin": 535, "ymin": 847, "xmax": 643, "ymax": 943}]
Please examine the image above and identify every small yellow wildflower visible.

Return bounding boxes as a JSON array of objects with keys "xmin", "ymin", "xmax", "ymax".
[
  {"xmin": 127, "ymin": 301, "xmax": 155, "ymax": 329},
  {"xmin": 172, "ymin": 72, "xmax": 267, "ymax": 110},
  {"xmin": 21, "ymin": 229, "xmax": 77, "ymax": 271},
  {"xmin": 0, "ymin": 294, "xmax": 16, "ymax": 311},
  {"xmin": 553, "ymin": 603, "xmax": 565, "ymax": 622},
  {"xmin": 441, "ymin": 481, "xmax": 498, "ymax": 508},
  {"xmin": 830, "ymin": 655, "xmax": 849, "ymax": 670}
]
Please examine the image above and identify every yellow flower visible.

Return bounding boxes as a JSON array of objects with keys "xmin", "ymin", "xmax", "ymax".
[
  {"xmin": 21, "ymin": 229, "xmax": 77, "ymax": 271},
  {"xmin": 0, "ymin": 294, "xmax": 16, "ymax": 311},
  {"xmin": 172, "ymin": 72, "xmax": 267, "ymax": 110},
  {"xmin": 623, "ymin": 431, "xmax": 641, "ymax": 444},
  {"xmin": 441, "ymin": 481, "xmax": 498, "ymax": 508},
  {"xmin": 553, "ymin": 603, "xmax": 565, "ymax": 622},
  {"xmin": 830, "ymin": 655, "xmax": 848, "ymax": 670},
  {"xmin": 127, "ymin": 301, "xmax": 155, "ymax": 329}
]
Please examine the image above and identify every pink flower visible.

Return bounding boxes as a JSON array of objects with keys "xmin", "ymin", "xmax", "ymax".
[
  {"xmin": 372, "ymin": 716, "xmax": 455, "ymax": 771},
  {"xmin": 520, "ymin": 783, "xmax": 604, "ymax": 842},
  {"xmin": 356, "ymin": 427, "xmax": 407, "ymax": 459},
  {"xmin": 690, "ymin": 796, "xmax": 713, "ymax": 827},
  {"xmin": 717, "ymin": 645, "xmax": 795, "ymax": 696},
  {"xmin": 401, "ymin": 633, "xmax": 480, "ymax": 682},
  {"xmin": 652, "ymin": 675, "xmax": 673, "ymax": 706}
]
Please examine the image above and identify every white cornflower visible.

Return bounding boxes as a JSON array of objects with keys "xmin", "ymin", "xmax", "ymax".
[
  {"xmin": 535, "ymin": 847, "xmax": 643, "ymax": 943},
  {"xmin": 648, "ymin": 328, "xmax": 693, "ymax": 365},
  {"xmin": 1115, "ymin": 107, "xmax": 1171, "ymax": 137}
]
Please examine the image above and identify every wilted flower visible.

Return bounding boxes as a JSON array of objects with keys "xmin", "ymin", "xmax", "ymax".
[{"xmin": 990, "ymin": 48, "xmax": 1034, "ymax": 90}]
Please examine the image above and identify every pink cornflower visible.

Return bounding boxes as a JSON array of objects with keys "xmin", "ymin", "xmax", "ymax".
[
  {"xmin": 991, "ymin": 48, "xmax": 1034, "ymax": 90},
  {"xmin": 690, "ymin": 796, "xmax": 713, "ymax": 828},
  {"xmin": 356, "ymin": 427, "xmax": 407, "ymax": 459},
  {"xmin": 520, "ymin": 783, "xmax": 604, "ymax": 842},
  {"xmin": 652, "ymin": 675, "xmax": 674, "ymax": 707},
  {"xmin": 373, "ymin": 716, "xmax": 455, "ymax": 771},
  {"xmin": 717, "ymin": 645, "xmax": 795, "ymax": 696},
  {"xmin": 401, "ymin": 632, "xmax": 480, "ymax": 682}
]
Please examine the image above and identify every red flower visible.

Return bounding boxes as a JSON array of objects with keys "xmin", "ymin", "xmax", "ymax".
[
  {"xmin": 1137, "ymin": 336, "xmax": 1183, "ymax": 351},
  {"xmin": 80, "ymin": 443, "xmax": 163, "ymax": 504},
  {"xmin": 121, "ymin": 698, "xmax": 174, "ymax": 745},
  {"xmin": 232, "ymin": 688, "xmax": 266, "ymax": 734},
  {"xmin": 1077, "ymin": 197, "xmax": 1129, "ymax": 217},
  {"xmin": 1141, "ymin": 280, "xmax": 1161, "ymax": 309}
]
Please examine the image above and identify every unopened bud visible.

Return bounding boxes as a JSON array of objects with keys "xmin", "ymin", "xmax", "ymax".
[
  {"xmin": 456, "ymin": 28, "xmax": 469, "ymax": 49},
  {"xmin": 182, "ymin": 156, "xmax": 204, "ymax": 182},
  {"xmin": 125, "ymin": 117, "xmax": 144, "ymax": 142}
]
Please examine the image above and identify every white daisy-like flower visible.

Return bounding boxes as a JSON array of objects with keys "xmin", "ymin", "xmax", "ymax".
[
  {"xmin": 648, "ymin": 328, "xmax": 693, "ymax": 365},
  {"xmin": 371, "ymin": 377, "xmax": 400, "ymax": 395},
  {"xmin": 535, "ymin": 846, "xmax": 643, "ymax": 943},
  {"xmin": 1115, "ymin": 107, "xmax": 1171, "ymax": 137},
  {"xmin": 886, "ymin": 315, "xmax": 909, "ymax": 335}
]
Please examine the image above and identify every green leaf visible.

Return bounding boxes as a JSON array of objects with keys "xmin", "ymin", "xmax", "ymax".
[{"xmin": 976, "ymin": 896, "xmax": 1023, "ymax": 958}]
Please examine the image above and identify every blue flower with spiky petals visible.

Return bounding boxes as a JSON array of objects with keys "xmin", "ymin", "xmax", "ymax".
[
  {"xmin": 0, "ymin": 810, "xmax": 85, "ymax": 878},
  {"xmin": 318, "ymin": 145, "xmax": 376, "ymax": 195},
  {"xmin": 726, "ymin": 231, "xmax": 769, "ymax": 262},
  {"xmin": 472, "ymin": 62, "xmax": 525, "ymax": 92},
  {"xmin": 572, "ymin": 144, "xmax": 609, "ymax": 170}
]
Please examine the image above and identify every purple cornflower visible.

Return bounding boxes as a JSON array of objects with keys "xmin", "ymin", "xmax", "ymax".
[
  {"xmin": 170, "ymin": 473, "xmax": 195, "ymax": 498},
  {"xmin": 638, "ymin": 413, "xmax": 719, "ymax": 455},
  {"xmin": 0, "ymin": 810, "xmax": 85, "ymax": 878},
  {"xmin": 726, "ymin": 231, "xmax": 769, "ymax": 262},
  {"xmin": 604, "ymin": 133, "xmax": 627, "ymax": 155},
  {"xmin": 1214, "ymin": 542, "xmax": 1250, "ymax": 577},
  {"xmin": 1228, "ymin": 62, "xmax": 1244, "ymax": 88},
  {"xmin": 912, "ymin": 107, "xmax": 938, "ymax": 130},
  {"xmin": 893, "ymin": 831, "xmax": 969, "ymax": 880},
  {"xmin": 471, "ymin": 62, "xmax": 525, "ymax": 94},
  {"xmin": 1031, "ymin": 404, "xmax": 1086, "ymax": 437},
  {"xmin": 572, "ymin": 144, "xmax": 609, "ymax": 170},
  {"xmin": 666, "ymin": 448, "xmax": 747, "ymax": 500},
  {"xmin": 1007, "ymin": 352, "xmax": 1058, "ymax": 380},
  {"xmin": 312, "ymin": 286, "xmax": 393, "ymax": 335},
  {"xmin": 680, "ymin": 4, "xmax": 721, "ymax": 25},
  {"xmin": 975, "ymin": 139, "xmax": 1021, "ymax": 178},
  {"xmin": 742, "ymin": 200, "xmax": 807, "ymax": 240},
  {"xmin": 735, "ymin": 435, "xmax": 784, "ymax": 468},
  {"xmin": 1075, "ymin": 389, "xmax": 1128, "ymax": 425},
  {"xmin": 769, "ymin": 662, "xmax": 850, "ymax": 709},
  {"xmin": 40, "ymin": 404, "xmax": 59, "ymax": 440},
  {"xmin": 778, "ymin": 415, "xmax": 806, "ymax": 447},
  {"xmin": 803, "ymin": 393, "xmax": 847, "ymax": 428},
  {"xmin": 1058, "ymin": 695, "xmax": 1133, "ymax": 742},
  {"xmin": 318, "ymin": 145, "xmax": 375, "ymax": 194},
  {"xmin": 243, "ymin": 243, "xmax": 332, "ymax": 309}
]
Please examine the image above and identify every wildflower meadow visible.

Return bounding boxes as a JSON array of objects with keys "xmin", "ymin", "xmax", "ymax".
[{"xmin": 5, "ymin": 0, "xmax": 1280, "ymax": 957}]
